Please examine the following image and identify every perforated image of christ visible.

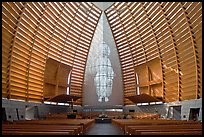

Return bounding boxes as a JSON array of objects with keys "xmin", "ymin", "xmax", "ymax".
[{"xmin": 94, "ymin": 42, "xmax": 114, "ymax": 102}]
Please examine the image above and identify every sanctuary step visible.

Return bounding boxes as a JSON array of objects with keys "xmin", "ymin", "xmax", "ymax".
[{"xmin": 85, "ymin": 123, "xmax": 124, "ymax": 135}]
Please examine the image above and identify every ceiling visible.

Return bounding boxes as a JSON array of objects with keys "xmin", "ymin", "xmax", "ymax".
[
  {"xmin": 2, "ymin": 2, "xmax": 202, "ymax": 105},
  {"xmin": 92, "ymin": 2, "xmax": 114, "ymax": 11}
]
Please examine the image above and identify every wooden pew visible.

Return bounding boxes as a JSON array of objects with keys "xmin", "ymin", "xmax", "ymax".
[
  {"xmin": 3, "ymin": 124, "xmax": 79, "ymax": 135},
  {"xmin": 126, "ymin": 124, "xmax": 202, "ymax": 135},
  {"xmin": 140, "ymin": 131, "xmax": 202, "ymax": 135},
  {"xmin": 112, "ymin": 119, "xmax": 202, "ymax": 135},
  {"xmin": 137, "ymin": 129, "xmax": 202, "ymax": 135},
  {"xmin": 12, "ymin": 119, "xmax": 95, "ymax": 133},
  {"xmin": 3, "ymin": 119, "xmax": 95, "ymax": 135},
  {"xmin": 3, "ymin": 131, "xmax": 73, "ymax": 135}
]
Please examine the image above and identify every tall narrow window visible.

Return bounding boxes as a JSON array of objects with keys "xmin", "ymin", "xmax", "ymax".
[
  {"xmin": 94, "ymin": 42, "xmax": 114, "ymax": 102},
  {"xmin": 67, "ymin": 70, "xmax": 72, "ymax": 95},
  {"xmin": 136, "ymin": 73, "xmax": 140, "ymax": 95},
  {"xmin": 83, "ymin": 11, "xmax": 123, "ymax": 106}
]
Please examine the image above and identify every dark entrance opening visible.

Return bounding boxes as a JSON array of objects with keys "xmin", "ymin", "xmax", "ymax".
[
  {"xmin": 189, "ymin": 108, "xmax": 200, "ymax": 121},
  {"xmin": 2, "ymin": 107, "xmax": 7, "ymax": 121}
]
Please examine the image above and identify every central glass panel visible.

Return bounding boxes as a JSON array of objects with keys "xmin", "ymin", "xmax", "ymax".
[
  {"xmin": 94, "ymin": 42, "xmax": 114, "ymax": 102},
  {"xmin": 83, "ymin": 11, "xmax": 123, "ymax": 107}
]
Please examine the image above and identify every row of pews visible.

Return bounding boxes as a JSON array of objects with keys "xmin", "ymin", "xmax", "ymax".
[
  {"xmin": 46, "ymin": 111, "xmax": 160, "ymax": 119},
  {"xmin": 2, "ymin": 119, "xmax": 95, "ymax": 135},
  {"xmin": 112, "ymin": 119, "xmax": 202, "ymax": 135}
]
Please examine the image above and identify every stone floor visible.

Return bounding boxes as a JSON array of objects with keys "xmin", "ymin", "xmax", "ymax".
[{"xmin": 84, "ymin": 123, "xmax": 124, "ymax": 135}]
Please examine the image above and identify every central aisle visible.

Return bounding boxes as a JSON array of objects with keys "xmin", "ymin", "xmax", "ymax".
[{"xmin": 85, "ymin": 123, "xmax": 124, "ymax": 135}]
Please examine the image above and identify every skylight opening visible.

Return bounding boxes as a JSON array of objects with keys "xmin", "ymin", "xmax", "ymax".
[
  {"xmin": 112, "ymin": 23, "xmax": 122, "ymax": 31},
  {"xmin": 76, "ymin": 48, "xmax": 87, "ymax": 56},
  {"xmin": 149, "ymin": 9, "xmax": 161, "ymax": 22},
  {"xmin": 32, "ymin": 3, "xmax": 43, "ymax": 15},
  {"xmin": 45, "ymin": 7, "xmax": 57, "ymax": 22},
  {"xmin": 80, "ymin": 36, "xmax": 90, "ymax": 44},
  {"xmin": 170, "ymin": 18, "xmax": 185, "ymax": 31},
  {"xmin": 75, "ymin": 15, "xmax": 85, "ymax": 26},
  {"xmin": 60, "ymin": 16, "xmax": 70, "ymax": 29},
  {"xmin": 79, "ymin": 7, "xmax": 88, "ymax": 17},
  {"xmin": 114, "ymin": 30, "xmax": 123, "ymax": 38},
  {"xmin": 70, "ymin": 26, "xmax": 80, "ymax": 36},
  {"xmin": 91, "ymin": 12, "xmax": 99, "ymax": 20},
  {"xmin": 88, "ymin": 14, "xmax": 97, "ymax": 24},
  {"xmin": 81, "ymin": 30, "xmax": 92, "ymax": 38},
  {"xmin": 148, "ymin": 5, "xmax": 160, "ymax": 18},
  {"xmin": 67, "ymin": 37, "xmax": 78, "ymax": 45},
  {"xmin": 165, "ymin": 2, "xmax": 175, "ymax": 14},
  {"xmin": 128, "ymin": 35, "xmax": 138, "ymax": 44},
  {"xmin": 67, "ymin": 4, "xmax": 77, "ymax": 17},
  {"xmin": 109, "ymin": 16, "xmax": 119, "ymax": 24},
  {"xmin": 73, "ymin": 18, "xmax": 83, "ymax": 29},
  {"xmin": 55, "ymin": 2, "xmax": 63, "ymax": 11},
  {"xmin": 169, "ymin": 8, "xmax": 182, "ymax": 21},
  {"xmin": 22, "ymin": 13, "xmax": 35, "ymax": 28},
  {"xmin": 116, "ymin": 35, "xmax": 126, "ymax": 43},
  {"xmin": 75, "ymin": 51, "xmax": 86, "ymax": 59},
  {"xmin": 64, "ymin": 6, "xmax": 74, "ymax": 18},
  {"xmin": 108, "ymin": 9, "xmax": 116, "ymax": 18},
  {"xmin": 84, "ymin": 22, "xmax": 94, "ymax": 32},
  {"xmin": 130, "ymin": 3, "xmax": 139, "ymax": 13},
  {"xmin": 37, "ymin": 2, "xmax": 45, "ymax": 10},
  {"xmin": 71, "ymin": 2, "xmax": 79, "ymax": 10},
  {"xmin": 81, "ymin": 33, "xmax": 91, "ymax": 41},
  {"xmin": 49, "ymin": 4, "xmax": 60, "ymax": 17},
  {"xmin": 174, "ymin": 22, "xmax": 188, "ymax": 33},
  {"xmin": 35, "ymin": 36, "xmax": 46, "ymax": 47},
  {"xmin": 137, "ymin": 15, "xmax": 148, "ymax": 28},
  {"xmin": 43, "ymin": 14, "xmax": 55, "ymax": 28},
  {"xmin": 123, "ymin": 15, "xmax": 133, "ymax": 26},
  {"xmin": 86, "ymin": 19, "xmax": 95, "ymax": 28},
  {"xmin": 18, "ymin": 26, "xmax": 29, "ymax": 39},
  {"xmin": 55, "ymin": 27, "xmax": 66, "ymax": 39},
  {"xmin": 119, "ymin": 7, "xmax": 128, "ymax": 17},
  {"xmin": 135, "ymin": 14, "xmax": 145, "ymax": 26},
  {"xmin": 145, "ymin": 2, "xmax": 154, "ymax": 11},
  {"xmin": 84, "ymin": 25, "xmax": 93, "ymax": 34},
  {"xmin": 125, "ymin": 22, "xmax": 135, "ymax": 31},
  {"xmin": 38, "ymin": 25, "xmax": 51, "ymax": 39},
  {"xmin": 33, "ymin": 45, "xmax": 46, "ymax": 55},
  {"xmin": 111, "ymin": 18, "xmax": 120, "ymax": 26},
  {"xmin": 113, "ymin": 26, "xmax": 123, "ymax": 34},
  {"xmin": 155, "ymin": 22, "xmax": 167, "ymax": 33},
  {"xmin": 11, "ymin": 2, "xmax": 21, "ymax": 12}
]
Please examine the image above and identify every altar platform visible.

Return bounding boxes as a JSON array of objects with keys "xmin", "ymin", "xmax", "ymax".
[{"xmin": 95, "ymin": 118, "xmax": 112, "ymax": 123}]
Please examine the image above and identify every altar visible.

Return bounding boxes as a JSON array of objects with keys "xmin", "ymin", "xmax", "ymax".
[{"xmin": 95, "ymin": 118, "xmax": 112, "ymax": 123}]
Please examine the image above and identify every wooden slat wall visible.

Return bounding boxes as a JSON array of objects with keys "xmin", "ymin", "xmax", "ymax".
[
  {"xmin": 105, "ymin": 2, "xmax": 202, "ymax": 105},
  {"xmin": 68, "ymin": 2, "xmax": 102, "ymax": 105},
  {"xmin": 2, "ymin": 2, "xmax": 201, "ymax": 105},
  {"xmin": 105, "ymin": 2, "xmax": 137, "ymax": 105},
  {"xmin": 2, "ymin": 2, "xmax": 102, "ymax": 104}
]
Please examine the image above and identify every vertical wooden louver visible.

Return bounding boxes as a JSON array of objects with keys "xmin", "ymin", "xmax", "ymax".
[
  {"xmin": 68, "ymin": 2, "xmax": 102, "ymax": 105},
  {"xmin": 105, "ymin": 2, "xmax": 138, "ymax": 105},
  {"xmin": 2, "ymin": 2, "xmax": 201, "ymax": 105},
  {"xmin": 105, "ymin": 2, "xmax": 202, "ymax": 105},
  {"xmin": 2, "ymin": 2, "xmax": 102, "ymax": 104}
]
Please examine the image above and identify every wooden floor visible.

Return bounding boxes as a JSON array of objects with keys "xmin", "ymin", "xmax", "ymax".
[{"xmin": 85, "ymin": 123, "xmax": 124, "ymax": 135}]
